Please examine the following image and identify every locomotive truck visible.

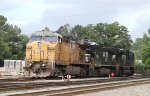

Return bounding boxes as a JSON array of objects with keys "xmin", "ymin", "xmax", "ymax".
[{"xmin": 23, "ymin": 31, "xmax": 134, "ymax": 77}]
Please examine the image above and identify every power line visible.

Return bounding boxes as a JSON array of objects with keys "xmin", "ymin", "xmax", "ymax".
[{"xmin": 7, "ymin": 6, "xmax": 150, "ymax": 21}]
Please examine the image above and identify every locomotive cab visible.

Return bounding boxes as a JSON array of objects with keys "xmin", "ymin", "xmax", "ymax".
[{"xmin": 24, "ymin": 31, "xmax": 62, "ymax": 77}]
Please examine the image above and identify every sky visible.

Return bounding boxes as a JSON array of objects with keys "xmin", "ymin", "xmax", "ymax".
[{"xmin": 0, "ymin": 0, "xmax": 150, "ymax": 41}]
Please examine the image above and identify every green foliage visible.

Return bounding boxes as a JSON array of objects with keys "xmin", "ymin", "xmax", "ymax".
[
  {"xmin": 0, "ymin": 15, "xmax": 29, "ymax": 62},
  {"xmin": 0, "ymin": 41, "xmax": 10, "ymax": 60},
  {"xmin": 42, "ymin": 26, "xmax": 50, "ymax": 31},
  {"xmin": 132, "ymin": 38, "xmax": 143, "ymax": 60},
  {"xmin": 0, "ymin": 15, "xmax": 7, "ymax": 26},
  {"xmin": 57, "ymin": 22, "xmax": 133, "ymax": 49},
  {"xmin": 132, "ymin": 27, "xmax": 150, "ymax": 67},
  {"xmin": 57, "ymin": 24, "xmax": 72, "ymax": 36},
  {"xmin": 145, "ymin": 58, "xmax": 150, "ymax": 65},
  {"xmin": 135, "ymin": 63, "xmax": 150, "ymax": 71}
]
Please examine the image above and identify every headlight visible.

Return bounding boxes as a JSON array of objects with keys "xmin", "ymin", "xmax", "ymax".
[
  {"xmin": 42, "ymin": 64, "xmax": 46, "ymax": 67},
  {"xmin": 28, "ymin": 63, "xmax": 32, "ymax": 66}
]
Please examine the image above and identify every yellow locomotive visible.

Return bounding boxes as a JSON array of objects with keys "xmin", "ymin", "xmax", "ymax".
[{"xmin": 24, "ymin": 31, "xmax": 92, "ymax": 77}]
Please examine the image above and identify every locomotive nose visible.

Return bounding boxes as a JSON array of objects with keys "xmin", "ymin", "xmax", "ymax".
[{"xmin": 26, "ymin": 41, "xmax": 48, "ymax": 62}]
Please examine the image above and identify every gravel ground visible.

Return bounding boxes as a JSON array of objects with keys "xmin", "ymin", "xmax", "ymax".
[{"xmin": 77, "ymin": 83, "xmax": 150, "ymax": 96}]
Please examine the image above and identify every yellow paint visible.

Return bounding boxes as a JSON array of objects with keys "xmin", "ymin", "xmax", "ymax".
[{"xmin": 26, "ymin": 32, "xmax": 86, "ymax": 65}]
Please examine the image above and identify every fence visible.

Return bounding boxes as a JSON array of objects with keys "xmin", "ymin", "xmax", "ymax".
[{"xmin": 0, "ymin": 60, "xmax": 25, "ymax": 76}]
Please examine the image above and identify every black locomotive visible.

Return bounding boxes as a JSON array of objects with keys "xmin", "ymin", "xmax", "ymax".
[{"xmin": 84, "ymin": 44, "xmax": 134, "ymax": 77}]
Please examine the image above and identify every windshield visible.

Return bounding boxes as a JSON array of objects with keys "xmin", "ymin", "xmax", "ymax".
[
  {"xmin": 31, "ymin": 36, "xmax": 42, "ymax": 41},
  {"xmin": 44, "ymin": 36, "xmax": 58, "ymax": 42}
]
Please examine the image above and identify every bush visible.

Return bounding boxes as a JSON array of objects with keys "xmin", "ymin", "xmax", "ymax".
[
  {"xmin": 135, "ymin": 62, "xmax": 150, "ymax": 71},
  {"xmin": 145, "ymin": 58, "xmax": 150, "ymax": 65}
]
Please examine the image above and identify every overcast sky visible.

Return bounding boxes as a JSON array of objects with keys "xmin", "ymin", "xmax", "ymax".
[{"xmin": 1, "ymin": 0, "xmax": 150, "ymax": 41}]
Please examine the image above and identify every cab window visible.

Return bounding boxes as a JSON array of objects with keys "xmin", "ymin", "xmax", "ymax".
[
  {"xmin": 103, "ymin": 52, "xmax": 108, "ymax": 58},
  {"xmin": 31, "ymin": 36, "xmax": 42, "ymax": 41},
  {"xmin": 44, "ymin": 36, "xmax": 58, "ymax": 42}
]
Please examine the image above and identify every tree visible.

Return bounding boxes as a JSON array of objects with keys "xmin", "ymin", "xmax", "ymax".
[
  {"xmin": 16, "ymin": 35, "xmax": 29, "ymax": 60},
  {"xmin": 132, "ymin": 38, "xmax": 143, "ymax": 60},
  {"xmin": 93, "ymin": 22, "xmax": 132, "ymax": 49},
  {"xmin": 0, "ymin": 15, "xmax": 7, "ymax": 27},
  {"xmin": 133, "ymin": 27, "xmax": 150, "ymax": 66},
  {"xmin": 72, "ymin": 25, "xmax": 85, "ymax": 40},
  {"xmin": 142, "ymin": 32, "xmax": 150, "ymax": 65},
  {"xmin": 57, "ymin": 24, "xmax": 72, "ymax": 36},
  {"xmin": 0, "ymin": 15, "xmax": 29, "ymax": 65},
  {"xmin": 42, "ymin": 26, "xmax": 50, "ymax": 31},
  {"xmin": 0, "ymin": 16, "xmax": 9, "ymax": 66}
]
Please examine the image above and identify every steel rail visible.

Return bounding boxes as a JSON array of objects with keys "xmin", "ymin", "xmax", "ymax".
[{"xmin": 9, "ymin": 78, "xmax": 150, "ymax": 96}]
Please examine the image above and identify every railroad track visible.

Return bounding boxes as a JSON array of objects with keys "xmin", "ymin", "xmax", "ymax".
[
  {"xmin": 7, "ymin": 78, "xmax": 150, "ymax": 96},
  {"xmin": 0, "ymin": 76, "xmax": 150, "ymax": 96},
  {"xmin": 0, "ymin": 74, "xmax": 149, "ymax": 95},
  {"xmin": 0, "ymin": 77, "xmax": 130, "ymax": 92}
]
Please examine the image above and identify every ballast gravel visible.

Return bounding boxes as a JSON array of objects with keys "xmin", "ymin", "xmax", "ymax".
[{"xmin": 77, "ymin": 83, "xmax": 150, "ymax": 96}]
